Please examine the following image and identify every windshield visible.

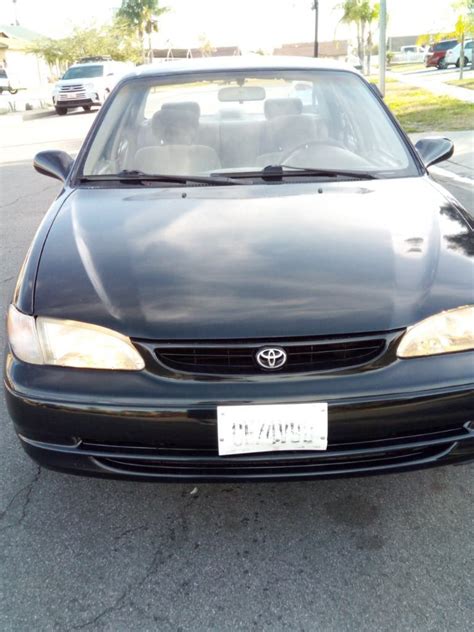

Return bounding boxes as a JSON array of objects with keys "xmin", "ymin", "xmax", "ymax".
[
  {"xmin": 81, "ymin": 69, "xmax": 418, "ymax": 181},
  {"xmin": 62, "ymin": 65, "xmax": 104, "ymax": 80}
]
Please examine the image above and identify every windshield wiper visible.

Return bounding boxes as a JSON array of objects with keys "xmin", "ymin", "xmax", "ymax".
[
  {"xmin": 212, "ymin": 165, "xmax": 378, "ymax": 181},
  {"xmin": 80, "ymin": 169, "xmax": 243, "ymax": 186}
]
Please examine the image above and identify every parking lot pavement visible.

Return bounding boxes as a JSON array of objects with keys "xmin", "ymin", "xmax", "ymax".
[{"xmin": 1, "ymin": 112, "xmax": 473, "ymax": 632}]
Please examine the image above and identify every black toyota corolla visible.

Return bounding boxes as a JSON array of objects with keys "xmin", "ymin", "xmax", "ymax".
[{"xmin": 4, "ymin": 57, "xmax": 474, "ymax": 481}]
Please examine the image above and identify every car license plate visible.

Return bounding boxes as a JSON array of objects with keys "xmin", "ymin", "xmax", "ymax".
[
  {"xmin": 67, "ymin": 93, "xmax": 79, "ymax": 99},
  {"xmin": 217, "ymin": 403, "xmax": 328, "ymax": 456}
]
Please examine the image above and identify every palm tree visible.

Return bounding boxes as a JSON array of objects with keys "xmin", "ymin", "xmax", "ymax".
[
  {"xmin": 338, "ymin": 1, "xmax": 379, "ymax": 74},
  {"xmin": 118, "ymin": 0, "xmax": 169, "ymax": 63},
  {"xmin": 362, "ymin": 2, "xmax": 380, "ymax": 75}
]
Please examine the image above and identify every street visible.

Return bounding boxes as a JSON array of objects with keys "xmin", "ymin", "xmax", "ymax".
[{"xmin": 0, "ymin": 110, "xmax": 473, "ymax": 632}]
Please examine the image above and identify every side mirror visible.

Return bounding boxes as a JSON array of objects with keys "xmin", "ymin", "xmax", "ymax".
[
  {"xmin": 34, "ymin": 150, "xmax": 74, "ymax": 182},
  {"xmin": 414, "ymin": 137, "xmax": 454, "ymax": 168}
]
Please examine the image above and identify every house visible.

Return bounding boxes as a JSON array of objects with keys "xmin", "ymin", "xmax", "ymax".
[
  {"xmin": 273, "ymin": 40, "xmax": 349, "ymax": 60},
  {"xmin": 387, "ymin": 35, "xmax": 420, "ymax": 52},
  {"xmin": 152, "ymin": 45, "xmax": 242, "ymax": 61},
  {"xmin": 0, "ymin": 24, "xmax": 50, "ymax": 89}
]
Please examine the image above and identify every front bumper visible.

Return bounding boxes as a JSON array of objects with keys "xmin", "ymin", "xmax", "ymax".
[
  {"xmin": 425, "ymin": 55, "xmax": 443, "ymax": 67},
  {"xmin": 5, "ymin": 351, "xmax": 474, "ymax": 481},
  {"xmin": 54, "ymin": 94, "xmax": 100, "ymax": 108}
]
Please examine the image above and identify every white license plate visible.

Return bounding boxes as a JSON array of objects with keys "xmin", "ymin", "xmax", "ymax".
[
  {"xmin": 217, "ymin": 403, "xmax": 328, "ymax": 456},
  {"xmin": 66, "ymin": 93, "xmax": 80, "ymax": 99}
]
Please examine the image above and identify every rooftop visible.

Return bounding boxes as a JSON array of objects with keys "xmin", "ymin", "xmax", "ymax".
[{"xmin": 0, "ymin": 24, "xmax": 45, "ymax": 41}]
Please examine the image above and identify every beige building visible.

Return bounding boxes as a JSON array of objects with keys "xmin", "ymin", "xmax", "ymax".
[{"xmin": 0, "ymin": 25, "xmax": 50, "ymax": 89}]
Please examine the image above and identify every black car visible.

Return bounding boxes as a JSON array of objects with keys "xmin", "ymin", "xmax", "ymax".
[{"xmin": 5, "ymin": 57, "xmax": 474, "ymax": 481}]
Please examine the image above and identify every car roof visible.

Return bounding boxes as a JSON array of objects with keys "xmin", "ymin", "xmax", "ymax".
[
  {"xmin": 69, "ymin": 62, "xmax": 105, "ymax": 68},
  {"xmin": 128, "ymin": 55, "xmax": 361, "ymax": 80}
]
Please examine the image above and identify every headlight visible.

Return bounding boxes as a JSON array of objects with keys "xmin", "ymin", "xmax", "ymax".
[
  {"xmin": 397, "ymin": 306, "xmax": 474, "ymax": 358},
  {"xmin": 7, "ymin": 305, "xmax": 144, "ymax": 370},
  {"xmin": 84, "ymin": 83, "xmax": 95, "ymax": 90}
]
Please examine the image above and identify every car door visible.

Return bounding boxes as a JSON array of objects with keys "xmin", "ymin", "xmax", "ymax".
[{"xmin": 465, "ymin": 41, "xmax": 473, "ymax": 62}]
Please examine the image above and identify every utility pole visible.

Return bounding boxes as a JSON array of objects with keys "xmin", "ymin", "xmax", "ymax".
[
  {"xmin": 12, "ymin": 0, "xmax": 20, "ymax": 26},
  {"xmin": 378, "ymin": 0, "xmax": 387, "ymax": 96},
  {"xmin": 313, "ymin": 1, "xmax": 319, "ymax": 57}
]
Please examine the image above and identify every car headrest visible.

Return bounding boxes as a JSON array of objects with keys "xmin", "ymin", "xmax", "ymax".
[
  {"xmin": 264, "ymin": 98, "xmax": 303, "ymax": 119},
  {"xmin": 267, "ymin": 114, "xmax": 319, "ymax": 152},
  {"xmin": 152, "ymin": 102, "xmax": 200, "ymax": 144},
  {"xmin": 160, "ymin": 101, "xmax": 201, "ymax": 118}
]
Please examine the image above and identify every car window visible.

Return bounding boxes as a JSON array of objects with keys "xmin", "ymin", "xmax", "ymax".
[
  {"xmin": 62, "ymin": 65, "xmax": 104, "ymax": 80},
  {"xmin": 466, "ymin": 41, "xmax": 473, "ymax": 49},
  {"xmin": 81, "ymin": 69, "xmax": 418, "ymax": 181},
  {"xmin": 435, "ymin": 41, "xmax": 457, "ymax": 51},
  {"xmin": 0, "ymin": 69, "xmax": 7, "ymax": 78}
]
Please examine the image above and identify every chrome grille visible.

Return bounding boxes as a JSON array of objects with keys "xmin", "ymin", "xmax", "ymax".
[{"xmin": 59, "ymin": 84, "xmax": 84, "ymax": 92}]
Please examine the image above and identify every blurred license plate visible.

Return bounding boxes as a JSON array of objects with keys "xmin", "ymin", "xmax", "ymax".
[
  {"xmin": 67, "ymin": 93, "xmax": 79, "ymax": 98},
  {"xmin": 217, "ymin": 403, "xmax": 328, "ymax": 456}
]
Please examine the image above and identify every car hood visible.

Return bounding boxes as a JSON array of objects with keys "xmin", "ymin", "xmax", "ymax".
[
  {"xmin": 55, "ymin": 78, "xmax": 103, "ymax": 87},
  {"xmin": 35, "ymin": 178, "xmax": 473, "ymax": 340}
]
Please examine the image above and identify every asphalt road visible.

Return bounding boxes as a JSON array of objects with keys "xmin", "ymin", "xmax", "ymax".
[{"xmin": 0, "ymin": 111, "xmax": 473, "ymax": 632}]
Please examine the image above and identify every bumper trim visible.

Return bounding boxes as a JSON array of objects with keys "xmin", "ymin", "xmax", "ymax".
[
  {"xmin": 19, "ymin": 422, "xmax": 474, "ymax": 462},
  {"xmin": 19, "ymin": 425, "xmax": 474, "ymax": 481}
]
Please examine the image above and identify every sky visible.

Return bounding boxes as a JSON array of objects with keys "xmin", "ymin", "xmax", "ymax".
[{"xmin": 0, "ymin": 0, "xmax": 457, "ymax": 49}]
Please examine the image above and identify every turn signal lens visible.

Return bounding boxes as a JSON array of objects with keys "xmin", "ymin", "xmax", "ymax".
[{"xmin": 7, "ymin": 305, "xmax": 43, "ymax": 364}]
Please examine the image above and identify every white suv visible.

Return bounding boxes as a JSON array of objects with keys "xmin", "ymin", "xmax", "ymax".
[
  {"xmin": 444, "ymin": 40, "xmax": 473, "ymax": 68},
  {"xmin": 52, "ymin": 60, "xmax": 133, "ymax": 115}
]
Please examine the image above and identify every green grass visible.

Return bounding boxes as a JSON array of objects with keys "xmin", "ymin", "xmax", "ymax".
[
  {"xmin": 446, "ymin": 78, "xmax": 474, "ymax": 90},
  {"xmin": 383, "ymin": 80, "xmax": 474, "ymax": 132},
  {"xmin": 390, "ymin": 63, "xmax": 426, "ymax": 73}
]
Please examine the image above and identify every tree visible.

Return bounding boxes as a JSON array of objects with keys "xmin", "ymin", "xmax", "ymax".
[
  {"xmin": 362, "ymin": 2, "xmax": 379, "ymax": 75},
  {"xmin": 117, "ymin": 0, "xmax": 169, "ymax": 64},
  {"xmin": 337, "ymin": 0, "xmax": 380, "ymax": 74},
  {"xmin": 28, "ymin": 21, "xmax": 143, "ymax": 73},
  {"xmin": 198, "ymin": 34, "xmax": 215, "ymax": 57},
  {"xmin": 452, "ymin": 0, "xmax": 474, "ymax": 79},
  {"xmin": 416, "ymin": 32, "xmax": 456, "ymax": 47}
]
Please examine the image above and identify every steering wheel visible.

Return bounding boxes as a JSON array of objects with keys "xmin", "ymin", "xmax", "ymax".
[{"xmin": 280, "ymin": 139, "xmax": 346, "ymax": 165}]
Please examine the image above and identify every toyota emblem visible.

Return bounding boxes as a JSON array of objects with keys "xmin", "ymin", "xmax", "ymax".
[{"xmin": 256, "ymin": 347, "xmax": 287, "ymax": 370}]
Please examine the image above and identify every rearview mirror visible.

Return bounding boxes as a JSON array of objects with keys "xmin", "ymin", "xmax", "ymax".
[
  {"xmin": 34, "ymin": 150, "xmax": 74, "ymax": 182},
  {"xmin": 414, "ymin": 137, "xmax": 454, "ymax": 168}
]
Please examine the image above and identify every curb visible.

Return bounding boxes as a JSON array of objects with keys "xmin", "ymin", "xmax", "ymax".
[{"xmin": 22, "ymin": 108, "xmax": 55, "ymax": 121}]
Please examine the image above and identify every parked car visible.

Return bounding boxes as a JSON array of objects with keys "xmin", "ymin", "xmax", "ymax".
[
  {"xmin": 424, "ymin": 39, "xmax": 458, "ymax": 68},
  {"xmin": 0, "ymin": 68, "xmax": 18, "ymax": 94},
  {"xmin": 51, "ymin": 58, "xmax": 133, "ymax": 115},
  {"xmin": 398, "ymin": 45, "xmax": 427, "ymax": 62},
  {"xmin": 444, "ymin": 39, "xmax": 473, "ymax": 68},
  {"xmin": 5, "ymin": 56, "xmax": 473, "ymax": 481}
]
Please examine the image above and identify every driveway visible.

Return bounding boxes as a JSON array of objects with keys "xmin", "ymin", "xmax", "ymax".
[{"xmin": 0, "ymin": 110, "xmax": 473, "ymax": 632}]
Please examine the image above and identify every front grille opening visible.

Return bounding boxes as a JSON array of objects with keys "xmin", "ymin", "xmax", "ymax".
[
  {"xmin": 80, "ymin": 424, "xmax": 469, "ymax": 457},
  {"xmin": 93, "ymin": 443, "xmax": 451, "ymax": 478},
  {"xmin": 155, "ymin": 336, "xmax": 386, "ymax": 375}
]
